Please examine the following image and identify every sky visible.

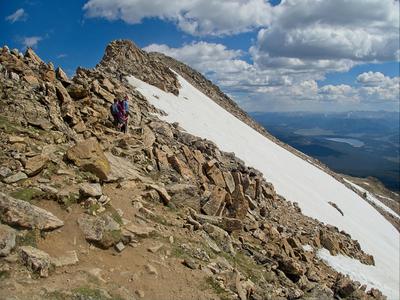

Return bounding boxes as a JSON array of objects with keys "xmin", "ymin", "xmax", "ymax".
[{"xmin": 1, "ymin": 0, "xmax": 399, "ymax": 112}]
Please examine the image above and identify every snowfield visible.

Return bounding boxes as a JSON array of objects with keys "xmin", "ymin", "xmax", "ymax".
[{"xmin": 128, "ymin": 75, "xmax": 399, "ymax": 299}]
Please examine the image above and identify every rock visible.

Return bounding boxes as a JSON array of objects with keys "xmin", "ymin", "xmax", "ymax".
[
  {"xmin": 124, "ymin": 223, "xmax": 156, "ymax": 238},
  {"xmin": 135, "ymin": 289, "xmax": 145, "ymax": 298},
  {"xmin": 320, "ymin": 231, "xmax": 340, "ymax": 255},
  {"xmin": 182, "ymin": 258, "xmax": 197, "ymax": 270},
  {"xmin": 104, "ymin": 152, "xmax": 142, "ymax": 182},
  {"xmin": 146, "ymin": 184, "xmax": 171, "ymax": 205},
  {"xmin": 77, "ymin": 214, "xmax": 121, "ymax": 248},
  {"xmin": 3, "ymin": 171, "xmax": 28, "ymax": 183},
  {"xmin": 305, "ymin": 285, "xmax": 334, "ymax": 300},
  {"xmin": 194, "ymin": 214, "xmax": 243, "ymax": 233},
  {"xmin": 55, "ymin": 67, "xmax": 70, "ymax": 84},
  {"xmin": 278, "ymin": 257, "xmax": 305, "ymax": 278},
  {"xmin": 25, "ymin": 48, "xmax": 44, "ymax": 65},
  {"xmin": 25, "ymin": 155, "xmax": 49, "ymax": 176},
  {"xmin": 115, "ymin": 242, "xmax": 125, "ymax": 252},
  {"xmin": 0, "ymin": 224, "xmax": 16, "ymax": 257},
  {"xmin": 145, "ymin": 263, "xmax": 158, "ymax": 275},
  {"xmin": 79, "ymin": 183, "xmax": 103, "ymax": 198},
  {"xmin": 223, "ymin": 171, "xmax": 235, "ymax": 194},
  {"xmin": 148, "ymin": 243, "xmax": 164, "ymax": 253},
  {"xmin": 66, "ymin": 138, "xmax": 110, "ymax": 180},
  {"xmin": 23, "ymin": 74, "xmax": 40, "ymax": 86},
  {"xmin": 19, "ymin": 246, "xmax": 51, "ymax": 277},
  {"xmin": 203, "ymin": 223, "xmax": 235, "ymax": 255},
  {"xmin": 199, "ymin": 231, "xmax": 221, "ymax": 253},
  {"xmin": 333, "ymin": 274, "xmax": 359, "ymax": 298},
  {"xmin": 8, "ymin": 136, "xmax": 26, "ymax": 143},
  {"xmin": 202, "ymin": 186, "xmax": 227, "ymax": 216},
  {"xmin": 230, "ymin": 184, "xmax": 249, "ymax": 220},
  {"xmin": 0, "ymin": 192, "xmax": 64, "ymax": 230},
  {"xmin": 205, "ymin": 164, "xmax": 226, "ymax": 188},
  {"xmin": 167, "ymin": 155, "xmax": 194, "ymax": 179},
  {"xmin": 0, "ymin": 167, "xmax": 12, "ymax": 179},
  {"xmin": 142, "ymin": 126, "xmax": 156, "ymax": 148},
  {"xmin": 67, "ymin": 83, "xmax": 89, "ymax": 100},
  {"xmin": 51, "ymin": 250, "xmax": 79, "ymax": 267}
]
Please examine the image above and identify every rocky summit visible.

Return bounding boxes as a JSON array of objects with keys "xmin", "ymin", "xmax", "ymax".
[{"xmin": 0, "ymin": 41, "xmax": 388, "ymax": 300}]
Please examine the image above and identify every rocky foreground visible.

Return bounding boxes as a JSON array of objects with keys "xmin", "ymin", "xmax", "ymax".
[{"xmin": 0, "ymin": 41, "xmax": 387, "ymax": 299}]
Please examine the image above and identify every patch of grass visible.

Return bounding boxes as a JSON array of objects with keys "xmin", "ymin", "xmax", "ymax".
[
  {"xmin": 220, "ymin": 251, "xmax": 265, "ymax": 284},
  {"xmin": 105, "ymin": 205, "xmax": 123, "ymax": 225},
  {"xmin": 43, "ymin": 290, "xmax": 71, "ymax": 300},
  {"xmin": 16, "ymin": 230, "xmax": 38, "ymax": 247},
  {"xmin": 201, "ymin": 277, "xmax": 230, "ymax": 300},
  {"xmin": 59, "ymin": 193, "xmax": 79, "ymax": 209},
  {"xmin": 0, "ymin": 270, "xmax": 10, "ymax": 280},
  {"xmin": 10, "ymin": 188, "xmax": 44, "ymax": 202},
  {"xmin": 148, "ymin": 213, "xmax": 168, "ymax": 226},
  {"xmin": 73, "ymin": 286, "xmax": 108, "ymax": 300},
  {"xmin": 42, "ymin": 162, "xmax": 59, "ymax": 179},
  {"xmin": 171, "ymin": 244, "xmax": 188, "ymax": 259},
  {"xmin": 87, "ymin": 202, "xmax": 102, "ymax": 216}
]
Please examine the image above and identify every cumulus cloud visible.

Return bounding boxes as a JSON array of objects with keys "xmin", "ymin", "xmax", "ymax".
[
  {"xmin": 252, "ymin": 0, "xmax": 399, "ymax": 74},
  {"xmin": 20, "ymin": 36, "xmax": 42, "ymax": 49},
  {"xmin": 5, "ymin": 8, "xmax": 27, "ymax": 23},
  {"xmin": 83, "ymin": 0, "xmax": 272, "ymax": 36}
]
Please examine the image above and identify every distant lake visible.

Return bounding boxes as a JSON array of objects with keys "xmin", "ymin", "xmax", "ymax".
[{"xmin": 325, "ymin": 138, "xmax": 364, "ymax": 147}]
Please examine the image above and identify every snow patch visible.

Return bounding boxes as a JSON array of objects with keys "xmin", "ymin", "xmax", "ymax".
[{"xmin": 127, "ymin": 74, "xmax": 399, "ymax": 299}]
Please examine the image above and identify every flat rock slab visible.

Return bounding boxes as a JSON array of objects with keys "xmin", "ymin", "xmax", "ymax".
[
  {"xmin": 0, "ymin": 224, "xmax": 16, "ymax": 257},
  {"xmin": 124, "ymin": 223, "xmax": 156, "ymax": 238},
  {"xmin": 51, "ymin": 250, "xmax": 79, "ymax": 267},
  {"xmin": 0, "ymin": 192, "xmax": 64, "ymax": 230},
  {"xmin": 79, "ymin": 182, "xmax": 102, "ymax": 198},
  {"xmin": 104, "ymin": 152, "xmax": 143, "ymax": 182},
  {"xmin": 3, "ymin": 171, "xmax": 27, "ymax": 184}
]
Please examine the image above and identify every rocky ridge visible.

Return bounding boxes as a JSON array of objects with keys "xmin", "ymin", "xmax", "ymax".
[{"xmin": 0, "ymin": 42, "xmax": 387, "ymax": 299}]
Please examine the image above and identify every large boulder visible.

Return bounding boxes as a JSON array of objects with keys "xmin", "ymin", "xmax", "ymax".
[
  {"xmin": 66, "ymin": 138, "xmax": 110, "ymax": 180},
  {"xmin": 77, "ymin": 214, "xmax": 121, "ymax": 248},
  {"xmin": 0, "ymin": 192, "xmax": 64, "ymax": 230}
]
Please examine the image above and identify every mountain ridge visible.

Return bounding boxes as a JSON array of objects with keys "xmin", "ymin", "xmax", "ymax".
[{"xmin": 0, "ymin": 40, "xmax": 397, "ymax": 299}]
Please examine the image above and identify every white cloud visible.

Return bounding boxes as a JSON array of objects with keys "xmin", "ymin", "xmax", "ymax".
[
  {"xmin": 5, "ymin": 8, "xmax": 27, "ymax": 23},
  {"xmin": 146, "ymin": 41, "xmax": 399, "ymax": 111},
  {"xmin": 252, "ymin": 0, "xmax": 399, "ymax": 74},
  {"xmin": 83, "ymin": 0, "xmax": 272, "ymax": 36},
  {"xmin": 21, "ymin": 36, "xmax": 42, "ymax": 49}
]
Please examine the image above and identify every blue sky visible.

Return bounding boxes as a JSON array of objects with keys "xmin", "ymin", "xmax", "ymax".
[{"xmin": 1, "ymin": 0, "xmax": 399, "ymax": 112}]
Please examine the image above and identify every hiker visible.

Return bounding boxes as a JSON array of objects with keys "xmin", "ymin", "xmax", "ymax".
[
  {"xmin": 110, "ymin": 98, "xmax": 119, "ymax": 127},
  {"xmin": 116, "ymin": 97, "xmax": 128, "ymax": 133}
]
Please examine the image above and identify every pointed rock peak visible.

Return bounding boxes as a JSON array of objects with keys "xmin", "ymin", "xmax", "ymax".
[
  {"xmin": 24, "ymin": 47, "xmax": 43, "ymax": 65},
  {"xmin": 98, "ymin": 39, "xmax": 180, "ymax": 95},
  {"xmin": 99, "ymin": 39, "xmax": 147, "ymax": 67}
]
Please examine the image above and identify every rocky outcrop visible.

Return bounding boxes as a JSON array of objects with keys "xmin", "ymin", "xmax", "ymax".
[{"xmin": 98, "ymin": 40, "xmax": 180, "ymax": 95}]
